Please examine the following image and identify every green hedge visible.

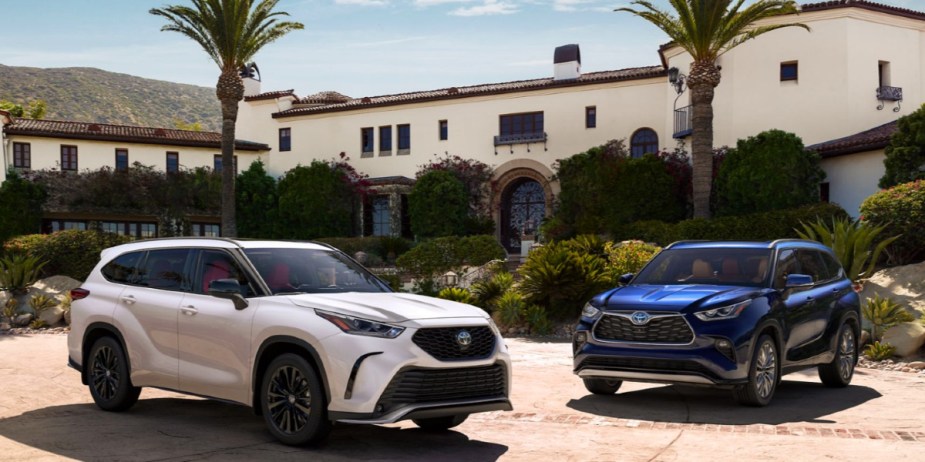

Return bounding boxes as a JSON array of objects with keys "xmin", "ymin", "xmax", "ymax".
[
  {"xmin": 316, "ymin": 236, "xmax": 413, "ymax": 266},
  {"xmin": 616, "ymin": 203, "xmax": 848, "ymax": 245},
  {"xmin": 3, "ymin": 230, "xmax": 132, "ymax": 281},
  {"xmin": 860, "ymin": 180, "xmax": 925, "ymax": 264},
  {"xmin": 395, "ymin": 235, "xmax": 505, "ymax": 277}
]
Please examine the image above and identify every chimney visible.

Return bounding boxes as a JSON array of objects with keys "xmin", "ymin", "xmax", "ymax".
[
  {"xmin": 240, "ymin": 62, "xmax": 262, "ymax": 97},
  {"xmin": 554, "ymin": 44, "xmax": 581, "ymax": 81}
]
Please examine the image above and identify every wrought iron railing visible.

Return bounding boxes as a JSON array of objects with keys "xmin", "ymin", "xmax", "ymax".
[
  {"xmin": 673, "ymin": 105, "xmax": 692, "ymax": 139},
  {"xmin": 493, "ymin": 132, "xmax": 547, "ymax": 146},
  {"xmin": 876, "ymin": 86, "xmax": 902, "ymax": 101}
]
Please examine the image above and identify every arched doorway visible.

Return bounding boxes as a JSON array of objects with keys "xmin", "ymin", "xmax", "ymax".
[{"xmin": 500, "ymin": 179, "xmax": 546, "ymax": 253}]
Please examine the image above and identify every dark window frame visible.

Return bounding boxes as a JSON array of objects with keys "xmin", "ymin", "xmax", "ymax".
[
  {"xmin": 60, "ymin": 145, "xmax": 78, "ymax": 171},
  {"xmin": 371, "ymin": 195, "xmax": 391, "ymax": 237},
  {"xmin": 499, "ymin": 112, "xmax": 544, "ymax": 137},
  {"xmin": 213, "ymin": 154, "xmax": 238, "ymax": 174},
  {"xmin": 361, "ymin": 127, "xmax": 374, "ymax": 154},
  {"xmin": 166, "ymin": 151, "xmax": 180, "ymax": 173},
  {"xmin": 13, "ymin": 142, "xmax": 31, "ymax": 169},
  {"xmin": 379, "ymin": 125, "xmax": 392, "ymax": 153},
  {"xmin": 115, "ymin": 148, "xmax": 129, "ymax": 172},
  {"xmin": 397, "ymin": 124, "xmax": 411, "ymax": 151},
  {"xmin": 585, "ymin": 106, "xmax": 596, "ymax": 129},
  {"xmin": 630, "ymin": 128, "xmax": 659, "ymax": 158},
  {"xmin": 439, "ymin": 120, "xmax": 448, "ymax": 141},
  {"xmin": 279, "ymin": 128, "xmax": 292, "ymax": 152},
  {"xmin": 780, "ymin": 61, "xmax": 798, "ymax": 82}
]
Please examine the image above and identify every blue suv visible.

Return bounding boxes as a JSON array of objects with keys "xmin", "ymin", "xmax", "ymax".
[{"xmin": 573, "ymin": 240, "xmax": 861, "ymax": 406}]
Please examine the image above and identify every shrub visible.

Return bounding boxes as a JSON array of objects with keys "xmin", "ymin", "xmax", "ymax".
[
  {"xmin": 796, "ymin": 217, "xmax": 898, "ymax": 283},
  {"xmin": 863, "ymin": 341, "xmax": 896, "ymax": 361},
  {"xmin": 714, "ymin": 130, "xmax": 825, "ymax": 217},
  {"xmin": 317, "ymin": 236, "xmax": 414, "ymax": 264},
  {"xmin": 0, "ymin": 254, "xmax": 47, "ymax": 294},
  {"xmin": 2, "ymin": 298, "xmax": 17, "ymax": 320},
  {"xmin": 395, "ymin": 235, "xmax": 505, "ymax": 278},
  {"xmin": 277, "ymin": 161, "xmax": 364, "ymax": 239},
  {"xmin": 0, "ymin": 170, "xmax": 46, "ymax": 243},
  {"xmin": 4, "ymin": 230, "xmax": 131, "ymax": 281},
  {"xmin": 470, "ymin": 272, "xmax": 514, "ymax": 312},
  {"xmin": 437, "ymin": 287, "xmax": 475, "ymax": 305},
  {"xmin": 879, "ymin": 103, "xmax": 925, "ymax": 188},
  {"xmin": 615, "ymin": 220, "xmax": 679, "ymax": 246},
  {"xmin": 517, "ymin": 239, "xmax": 612, "ymax": 320},
  {"xmin": 493, "ymin": 291, "xmax": 526, "ymax": 329},
  {"xmin": 373, "ymin": 272, "xmax": 402, "ymax": 291},
  {"xmin": 408, "ymin": 170, "xmax": 469, "ymax": 238},
  {"xmin": 416, "ymin": 154, "xmax": 494, "ymax": 220},
  {"xmin": 28, "ymin": 294, "xmax": 56, "ymax": 316},
  {"xmin": 524, "ymin": 305, "xmax": 553, "ymax": 335},
  {"xmin": 860, "ymin": 180, "xmax": 925, "ymax": 265},
  {"xmin": 862, "ymin": 295, "xmax": 914, "ymax": 341},
  {"xmin": 604, "ymin": 240, "xmax": 661, "ymax": 279},
  {"xmin": 236, "ymin": 159, "xmax": 279, "ymax": 239}
]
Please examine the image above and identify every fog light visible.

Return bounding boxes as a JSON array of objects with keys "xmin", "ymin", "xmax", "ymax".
[
  {"xmin": 573, "ymin": 331, "xmax": 588, "ymax": 355},
  {"xmin": 714, "ymin": 338, "xmax": 735, "ymax": 361}
]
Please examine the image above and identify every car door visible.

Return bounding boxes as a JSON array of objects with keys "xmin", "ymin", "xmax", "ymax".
[
  {"xmin": 789, "ymin": 249, "xmax": 833, "ymax": 352},
  {"xmin": 177, "ymin": 249, "xmax": 259, "ymax": 404},
  {"xmin": 113, "ymin": 248, "xmax": 192, "ymax": 390},
  {"xmin": 774, "ymin": 248, "xmax": 819, "ymax": 360}
]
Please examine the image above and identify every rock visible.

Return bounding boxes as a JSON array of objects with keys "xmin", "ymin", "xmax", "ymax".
[
  {"xmin": 38, "ymin": 305, "xmax": 65, "ymax": 326},
  {"xmin": 882, "ymin": 322, "xmax": 925, "ymax": 358},
  {"xmin": 63, "ymin": 308, "xmax": 71, "ymax": 326},
  {"xmin": 30, "ymin": 276, "xmax": 82, "ymax": 304},
  {"xmin": 860, "ymin": 330, "xmax": 870, "ymax": 346},
  {"xmin": 0, "ymin": 322, "xmax": 10, "ymax": 331},
  {"xmin": 13, "ymin": 313, "xmax": 33, "ymax": 327},
  {"xmin": 908, "ymin": 361, "xmax": 925, "ymax": 370},
  {"xmin": 860, "ymin": 261, "xmax": 925, "ymax": 315}
]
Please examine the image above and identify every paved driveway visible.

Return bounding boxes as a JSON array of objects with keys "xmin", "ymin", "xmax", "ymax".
[{"xmin": 1, "ymin": 334, "xmax": 924, "ymax": 461}]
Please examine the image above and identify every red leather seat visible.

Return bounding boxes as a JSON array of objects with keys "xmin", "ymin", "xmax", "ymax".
[{"xmin": 202, "ymin": 260, "xmax": 232, "ymax": 293}]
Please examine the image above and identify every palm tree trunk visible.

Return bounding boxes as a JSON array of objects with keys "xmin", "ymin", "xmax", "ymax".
[
  {"xmin": 688, "ymin": 61, "xmax": 722, "ymax": 219},
  {"xmin": 216, "ymin": 68, "xmax": 244, "ymax": 237}
]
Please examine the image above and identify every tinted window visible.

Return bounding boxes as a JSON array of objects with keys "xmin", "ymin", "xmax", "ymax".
[
  {"xmin": 796, "ymin": 249, "xmax": 827, "ymax": 283},
  {"xmin": 138, "ymin": 249, "xmax": 191, "ymax": 291},
  {"xmin": 817, "ymin": 250, "xmax": 844, "ymax": 282},
  {"xmin": 633, "ymin": 247, "xmax": 772, "ymax": 287},
  {"xmin": 197, "ymin": 249, "xmax": 254, "ymax": 296},
  {"xmin": 244, "ymin": 248, "xmax": 389, "ymax": 295},
  {"xmin": 101, "ymin": 251, "xmax": 143, "ymax": 284},
  {"xmin": 773, "ymin": 249, "xmax": 799, "ymax": 289}
]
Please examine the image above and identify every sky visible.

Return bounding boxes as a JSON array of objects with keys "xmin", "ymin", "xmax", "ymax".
[{"xmin": 0, "ymin": 0, "xmax": 921, "ymax": 98}]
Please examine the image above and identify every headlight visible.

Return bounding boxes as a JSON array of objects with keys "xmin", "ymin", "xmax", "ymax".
[
  {"xmin": 694, "ymin": 301, "xmax": 750, "ymax": 322},
  {"xmin": 581, "ymin": 302, "xmax": 602, "ymax": 319},
  {"xmin": 315, "ymin": 309, "xmax": 405, "ymax": 338}
]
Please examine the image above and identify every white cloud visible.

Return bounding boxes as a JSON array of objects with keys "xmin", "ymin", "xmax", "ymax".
[
  {"xmin": 334, "ymin": 0, "xmax": 389, "ymax": 6},
  {"xmin": 553, "ymin": 0, "xmax": 615, "ymax": 13},
  {"xmin": 414, "ymin": 0, "xmax": 476, "ymax": 6},
  {"xmin": 450, "ymin": 0, "xmax": 519, "ymax": 16}
]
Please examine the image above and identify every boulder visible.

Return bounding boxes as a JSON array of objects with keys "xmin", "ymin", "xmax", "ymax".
[
  {"xmin": 908, "ymin": 361, "xmax": 925, "ymax": 370},
  {"xmin": 860, "ymin": 330, "xmax": 870, "ymax": 347},
  {"xmin": 13, "ymin": 313, "xmax": 33, "ymax": 327},
  {"xmin": 882, "ymin": 322, "xmax": 925, "ymax": 358},
  {"xmin": 38, "ymin": 305, "xmax": 65, "ymax": 326},
  {"xmin": 860, "ymin": 261, "xmax": 925, "ymax": 316},
  {"xmin": 30, "ymin": 276, "xmax": 82, "ymax": 304}
]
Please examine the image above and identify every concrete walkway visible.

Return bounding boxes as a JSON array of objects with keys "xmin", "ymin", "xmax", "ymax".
[{"xmin": 1, "ymin": 334, "xmax": 923, "ymax": 461}]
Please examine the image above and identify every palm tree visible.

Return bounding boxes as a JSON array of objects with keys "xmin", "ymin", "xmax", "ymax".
[
  {"xmin": 617, "ymin": 1, "xmax": 808, "ymax": 219},
  {"xmin": 150, "ymin": 0, "xmax": 303, "ymax": 237}
]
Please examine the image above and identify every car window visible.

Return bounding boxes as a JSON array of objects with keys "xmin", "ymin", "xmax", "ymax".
[
  {"xmin": 197, "ymin": 249, "xmax": 255, "ymax": 296},
  {"xmin": 244, "ymin": 247, "xmax": 390, "ymax": 295},
  {"xmin": 138, "ymin": 249, "xmax": 192, "ymax": 292},
  {"xmin": 633, "ymin": 248, "xmax": 772, "ymax": 287},
  {"xmin": 818, "ymin": 251, "xmax": 844, "ymax": 282},
  {"xmin": 797, "ymin": 249, "xmax": 827, "ymax": 283},
  {"xmin": 101, "ymin": 251, "xmax": 143, "ymax": 284},
  {"xmin": 772, "ymin": 249, "xmax": 800, "ymax": 289}
]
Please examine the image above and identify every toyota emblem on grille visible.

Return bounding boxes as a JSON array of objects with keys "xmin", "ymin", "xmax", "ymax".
[
  {"xmin": 456, "ymin": 329, "xmax": 473, "ymax": 349},
  {"xmin": 630, "ymin": 311, "xmax": 651, "ymax": 325}
]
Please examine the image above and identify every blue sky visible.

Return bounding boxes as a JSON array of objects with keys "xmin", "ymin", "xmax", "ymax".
[{"xmin": 0, "ymin": 0, "xmax": 919, "ymax": 98}]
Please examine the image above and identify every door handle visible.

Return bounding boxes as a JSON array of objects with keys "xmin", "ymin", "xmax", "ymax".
[
  {"xmin": 180, "ymin": 305, "xmax": 198, "ymax": 316},
  {"xmin": 120, "ymin": 295, "xmax": 136, "ymax": 305}
]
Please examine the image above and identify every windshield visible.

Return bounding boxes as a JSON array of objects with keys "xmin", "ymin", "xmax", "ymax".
[
  {"xmin": 633, "ymin": 247, "xmax": 772, "ymax": 287},
  {"xmin": 244, "ymin": 248, "xmax": 390, "ymax": 295}
]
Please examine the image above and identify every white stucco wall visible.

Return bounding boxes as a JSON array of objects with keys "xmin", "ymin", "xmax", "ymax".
[{"xmin": 819, "ymin": 150, "xmax": 886, "ymax": 217}]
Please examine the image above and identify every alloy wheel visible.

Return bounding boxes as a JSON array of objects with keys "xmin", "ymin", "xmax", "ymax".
[
  {"xmin": 754, "ymin": 341, "xmax": 777, "ymax": 399},
  {"xmin": 837, "ymin": 328, "xmax": 856, "ymax": 382},
  {"xmin": 91, "ymin": 345, "xmax": 121, "ymax": 401},
  {"xmin": 266, "ymin": 365, "xmax": 313, "ymax": 435}
]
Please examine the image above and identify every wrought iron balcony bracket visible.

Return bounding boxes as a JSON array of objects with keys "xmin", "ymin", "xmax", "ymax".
[{"xmin": 877, "ymin": 86, "xmax": 903, "ymax": 112}]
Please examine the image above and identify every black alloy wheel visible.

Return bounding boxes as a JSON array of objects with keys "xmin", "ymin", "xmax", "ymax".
[
  {"xmin": 87, "ymin": 336, "xmax": 140, "ymax": 411},
  {"xmin": 260, "ymin": 353, "xmax": 331, "ymax": 446}
]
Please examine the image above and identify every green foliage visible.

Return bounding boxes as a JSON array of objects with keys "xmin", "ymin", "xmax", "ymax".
[
  {"xmin": 860, "ymin": 180, "xmax": 925, "ymax": 265},
  {"xmin": 3, "ymin": 298, "xmax": 18, "ymax": 320},
  {"xmin": 0, "ymin": 99, "xmax": 46, "ymax": 119},
  {"xmin": 524, "ymin": 305, "xmax": 553, "ymax": 335},
  {"xmin": 374, "ymin": 273, "xmax": 402, "ymax": 291},
  {"xmin": 277, "ymin": 161, "xmax": 362, "ymax": 239},
  {"xmin": 317, "ymin": 236, "xmax": 413, "ymax": 265},
  {"xmin": 28, "ymin": 294, "xmax": 56, "ymax": 315},
  {"xmin": 517, "ymin": 239, "xmax": 612, "ymax": 320},
  {"xmin": 417, "ymin": 154, "xmax": 494, "ymax": 222},
  {"xmin": 410, "ymin": 278, "xmax": 440, "ymax": 297},
  {"xmin": 714, "ymin": 130, "xmax": 826, "ymax": 217},
  {"xmin": 0, "ymin": 171, "xmax": 47, "ymax": 244},
  {"xmin": 0, "ymin": 254, "xmax": 47, "ymax": 294},
  {"xmin": 173, "ymin": 119, "xmax": 203, "ymax": 131},
  {"xmin": 796, "ymin": 217, "xmax": 898, "ymax": 283},
  {"xmin": 470, "ymin": 272, "xmax": 514, "ymax": 312},
  {"xmin": 236, "ymin": 159, "xmax": 279, "ymax": 238},
  {"xmin": 4, "ymin": 230, "xmax": 131, "ymax": 281},
  {"xmin": 409, "ymin": 170, "xmax": 469, "ymax": 238},
  {"xmin": 863, "ymin": 341, "xmax": 896, "ymax": 361},
  {"xmin": 395, "ymin": 235, "xmax": 505, "ymax": 278},
  {"xmin": 862, "ymin": 295, "xmax": 914, "ymax": 341},
  {"xmin": 604, "ymin": 240, "xmax": 661, "ymax": 279},
  {"xmin": 493, "ymin": 292, "xmax": 526, "ymax": 329},
  {"xmin": 437, "ymin": 287, "xmax": 475, "ymax": 305},
  {"xmin": 616, "ymin": 220, "xmax": 680, "ymax": 246},
  {"xmin": 29, "ymin": 319, "xmax": 48, "ymax": 329},
  {"xmin": 880, "ymin": 103, "xmax": 925, "ymax": 188}
]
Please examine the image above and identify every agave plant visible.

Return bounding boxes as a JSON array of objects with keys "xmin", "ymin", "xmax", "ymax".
[
  {"xmin": 0, "ymin": 254, "xmax": 47, "ymax": 295},
  {"xmin": 524, "ymin": 305, "xmax": 553, "ymax": 336},
  {"xmin": 493, "ymin": 292, "xmax": 526, "ymax": 329},
  {"xmin": 29, "ymin": 294, "xmax": 57, "ymax": 316},
  {"xmin": 437, "ymin": 287, "xmax": 475, "ymax": 305},
  {"xmin": 796, "ymin": 217, "xmax": 899, "ymax": 284},
  {"xmin": 517, "ymin": 241, "xmax": 611, "ymax": 320},
  {"xmin": 2, "ymin": 298, "xmax": 18, "ymax": 321},
  {"xmin": 862, "ymin": 295, "xmax": 914, "ymax": 341},
  {"xmin": 470, "ymin": 272, "xmax": 514, "ymax": 312},
  {"xmin": 863, "ymin": 341, "xmax": 895, "ymax": 361}
]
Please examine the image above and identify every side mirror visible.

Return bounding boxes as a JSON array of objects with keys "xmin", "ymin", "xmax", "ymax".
[
  {"xmin": 208, "ymin": 279, "xmax": 249, "ymax": 310},
  {"xmin": 618, "ymin": 273, "xmax": 635, "ymax": 285},
  {"xmin": 784, "ymin": 274, "xmax": 814, "ymax": 289}
]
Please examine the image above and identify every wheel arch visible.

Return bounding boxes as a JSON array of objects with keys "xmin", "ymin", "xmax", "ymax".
[
  {"xmin": 81, "ymin": 322, "xmax": 130, "ymax": 386},
  {"xmin": 251, "ymin": 336, "xmax": 331, "ymax": 414}
]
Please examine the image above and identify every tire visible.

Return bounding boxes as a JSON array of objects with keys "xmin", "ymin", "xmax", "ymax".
[
  {"xmin": 582, "ymin": 378, "xmax": 623, "ymax": 395},
  {"xmin": 733, "ymin": 334, "xmax": 778, "ymax": 407},
  {"xmin": 819, "ymin": 323, "xmax": 857, "ymax": 388},
  {"xmin": 260, "ymin": 353, "xmax": 331, "ymax": 446},
  {"xmin": 413, "ymin": 414, "xmax": 469, "ymax": 431},
  {"xmin": 87, "ymin": 336, "xmax": 141, "ymax": 412}
]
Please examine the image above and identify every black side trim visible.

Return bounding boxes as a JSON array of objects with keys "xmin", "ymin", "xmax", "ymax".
[
  {"xmin": 345, "ymin": 352, "xmax": 383, "ymax": 399},
  {"xmin": 401, "ymin": 400, "xmax": 513, "ymax": 421}
]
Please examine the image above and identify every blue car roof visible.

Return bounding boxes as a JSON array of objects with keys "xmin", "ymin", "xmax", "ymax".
[{"xmin": 665, "ymin": 239, "xmax": 831, "ymax": 252}]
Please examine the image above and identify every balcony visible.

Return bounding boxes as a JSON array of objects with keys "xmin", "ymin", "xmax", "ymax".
[
  {"xmin": 673, "ymin": 105, "xmax": 692, "ymax": 139},
  {"xmin": 494, "ymin": 132, "xmax": 547, "ymax": 146},
  {"xmin": 876, "ymin": 86, "xmax": 902, "ymax": 101}
]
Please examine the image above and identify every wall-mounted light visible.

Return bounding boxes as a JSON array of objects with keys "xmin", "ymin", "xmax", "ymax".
[{"xmin": 668, "ymin": 67, "xmax": 686, "ymax": 95}]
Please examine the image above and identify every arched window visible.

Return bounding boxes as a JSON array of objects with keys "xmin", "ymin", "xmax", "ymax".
[{"xmin": 630, "ymin": 128, "xmax": 659, "ymax": 158}]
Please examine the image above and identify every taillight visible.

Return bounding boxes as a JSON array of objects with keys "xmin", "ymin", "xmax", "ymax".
[{"xmin": 70, "ymin": 288, "xmax": 90, "ymax": 300}]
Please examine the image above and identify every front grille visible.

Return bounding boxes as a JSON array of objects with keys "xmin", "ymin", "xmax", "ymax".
[
  {"xmin": 577, "ymin": 356, "xmax": 711, "ymax": 375},
  {"xmin": 377, "ymin": 364, "xmax": 507, "ymax": 414},
  {"xmin": 593, "ymin": 313, "xmax": 694, "ymax": 344},
  {"xmin": 412, "ymin": 326, "xmax": 496, "ymax": 361}
]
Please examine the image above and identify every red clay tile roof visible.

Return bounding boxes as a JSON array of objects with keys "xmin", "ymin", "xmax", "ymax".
[
  {"xmin": 274, "ymin": 66, "xmax": 666, "ymax": 118},
  {"xmin": 807, "ymin": 120, "xmax": 897, "ymax": 157},
  {"xmin": 244, "ymin": 89, "xmax": 297, "ymax": 102},
  {"xmin": 4, "ymin": 118, "xmax": 270, "ymax": 151},
  {"xmin": 801, "ymin": 1, "xmax": 925, "ymax": 20},
  {"xmin": 300, "ymin": 91, "xmax": 353, "ymax": 105}
]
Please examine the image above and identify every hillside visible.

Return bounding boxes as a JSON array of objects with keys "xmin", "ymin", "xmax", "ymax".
[{"xmin": 0, "ymin": 64, "xmax": 220, "ymax": 131}]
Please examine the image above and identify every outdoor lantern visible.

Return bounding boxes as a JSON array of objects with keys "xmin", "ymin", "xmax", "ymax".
[
  {"xmin": 668, "ymin": 66, "xmax": 680, "ymax": 84},
  {"xmin": 442, "ymin": 271, "xmax": 458, "ymax": 287}
]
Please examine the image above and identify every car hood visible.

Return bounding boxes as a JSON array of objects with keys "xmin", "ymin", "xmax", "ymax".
[
  {"xmin": 601, "ymin": 284, "xmax": 766, "ymax": 312},
  {"xmin": 286, "ymin": 292, "xmax": 489, "ymax": 323}
]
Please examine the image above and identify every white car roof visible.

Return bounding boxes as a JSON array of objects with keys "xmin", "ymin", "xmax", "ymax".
[{"xmin": 100, "ymin": 238, "xmax": 333, "ymax": 260}]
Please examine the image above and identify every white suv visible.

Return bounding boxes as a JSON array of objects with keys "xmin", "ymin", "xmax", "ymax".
[{"xmin": 67, "ymin": 238, "xmax": 512, "ymax": 445}]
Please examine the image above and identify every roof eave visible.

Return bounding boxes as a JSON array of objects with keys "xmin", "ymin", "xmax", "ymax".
[{"xmin": 3, "ymin": 129, "xmax": 270, "ymax": 152}]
